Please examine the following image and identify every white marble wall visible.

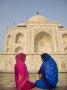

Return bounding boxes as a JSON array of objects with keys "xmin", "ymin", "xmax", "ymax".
[{"xmin": 0, "ymin": 54, "xmax": 67, "ymax": 72}]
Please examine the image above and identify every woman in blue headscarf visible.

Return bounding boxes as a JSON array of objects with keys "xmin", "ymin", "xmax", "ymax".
[{"xmin": 35, "ymin": 53, "xmax": 58, "ymax": 90}]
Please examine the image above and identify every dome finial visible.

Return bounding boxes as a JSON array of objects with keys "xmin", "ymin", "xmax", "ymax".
[{"xmin": 37, "ymin": 10, "xmax": 40, "ymax": 15}]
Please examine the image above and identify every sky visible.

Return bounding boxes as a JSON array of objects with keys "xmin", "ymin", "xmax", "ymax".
[{"xmin": 0, "ymin": 0, "xmax": 67, "ymax": 53}]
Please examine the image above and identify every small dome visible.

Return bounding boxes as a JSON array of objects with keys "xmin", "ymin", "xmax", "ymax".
[
  {"xmin": 27, "ymin": 15, "xmax": 47, "ymax": 23},
  {"xmin": 17, "ymin": 23, "xmax": 26, "ymax": 27}
]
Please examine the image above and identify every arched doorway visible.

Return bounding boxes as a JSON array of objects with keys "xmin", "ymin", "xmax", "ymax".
[
  {"xmin": 15, "ymin": 47, "xmax": 22, "ymax": 53},
  {"xmin": 7, "ymin": 35, "xmax": 11, "ymax": 45},
  {"xmin": 62, "ymin": 34, "xmax": 67, "ymax": 54},
  {"xmin": 34, "ymin": 31, "xmax": 53, "ymax": 53},
  {"xmin": 15, "ymin": 33, "xmax": 24, "ymax": 43}
]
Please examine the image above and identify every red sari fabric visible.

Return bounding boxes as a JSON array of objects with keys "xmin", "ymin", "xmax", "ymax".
[{"xmin": 14, "ymin": 53, "xmax": 34, "ymax": 90}]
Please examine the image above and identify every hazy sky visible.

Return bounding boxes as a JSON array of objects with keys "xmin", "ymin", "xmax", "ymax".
[{"xmin": 0, "ymin": 0, "xmax": 67, "ymax": 53}]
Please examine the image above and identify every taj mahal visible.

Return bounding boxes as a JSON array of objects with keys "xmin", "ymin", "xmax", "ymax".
[
  {"xmin": 4, "ymin": 14, "xmax": 67, "ymax": 71},
  {"xmin": 4, "ymin": 14, "xmax": 67, "ymax": 55},
  {"xmin": 0, "ymin": 14, "xmax": 67, "ymax": 87}
]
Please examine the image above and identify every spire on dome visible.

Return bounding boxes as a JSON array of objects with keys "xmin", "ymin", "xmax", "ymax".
[{"xmin": 36, "ymin": 10, "xmax": 40, "ymax": 15}]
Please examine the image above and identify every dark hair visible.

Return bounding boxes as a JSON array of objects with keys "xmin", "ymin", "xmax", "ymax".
[
  {"xmin": 41, "ymin": 53, "xmax": 49, "ymax": 62},
  {"xmin": 41, "ymin": 53, "xmax": 47, "ymax": 59}
]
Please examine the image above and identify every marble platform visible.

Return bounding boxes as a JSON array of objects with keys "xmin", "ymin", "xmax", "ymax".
[
  {"xmin": 0, "ymin": 72, "xmax": 67, "ymax": 87},
  {"xmin": 0, "ymin": 86, "xmax": 67, "ymax": 90}
]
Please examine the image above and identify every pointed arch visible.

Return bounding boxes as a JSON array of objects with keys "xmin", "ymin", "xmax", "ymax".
[
  {"xmin": 15, "ymin": 47, "xmax": 22, "ymax": 53},
  {"xmin": 7, "ymin": 35, "xmax": 11, "ymax": 45},
  {"xmin": 62, "ymin": 34, "xmax": 67, "ymax": 45},
  {"xmin": 62, "ymin": 34, "xmax": 67, "ymax": 53},
  {"xmin": 15, "ymin": 33, "xmax": 24, "ymax": 43},
  {"xmin": 34, "ymin": 31, "xmax": 53, "ymax": 53}
]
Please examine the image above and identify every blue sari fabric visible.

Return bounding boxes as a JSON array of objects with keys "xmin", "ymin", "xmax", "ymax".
[
  {"xmin": 35, "ymin": 53, "xmax": 58, "ymax": 89},
  {"xmin": 35, "ymin": 80, "xmax": 48, "ymax": 89}
]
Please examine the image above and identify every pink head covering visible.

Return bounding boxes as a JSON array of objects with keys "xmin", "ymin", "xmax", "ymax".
[
  {"xmin": 14, "ymin": 53, "xmax": 34, "ymax": 90},
  {"xmin": 15, "ymin": 53, "xmax": 26, "ymax": 63},
  {"xmin": 15, "ymin": 53, "xmax": 28, "ymax": 88}
]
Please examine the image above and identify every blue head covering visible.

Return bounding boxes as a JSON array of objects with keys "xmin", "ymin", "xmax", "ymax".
[{"xmin": 40, "ymin": 53, "xmax": 58, "ymax": 88}]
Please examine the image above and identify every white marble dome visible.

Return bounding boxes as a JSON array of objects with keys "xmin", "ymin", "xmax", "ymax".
[{"xmin": 27, "ymin": 15, "xmax": 47, "ymax": 23}]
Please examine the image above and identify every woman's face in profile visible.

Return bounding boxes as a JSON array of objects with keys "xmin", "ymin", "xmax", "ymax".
[
  {"xmin": 41, "ymin": 58, "xmax": 43, "ymax": 62},
  {"xmin": 39, "ymin": 73, "xmax": 43, "ymax": 80}
]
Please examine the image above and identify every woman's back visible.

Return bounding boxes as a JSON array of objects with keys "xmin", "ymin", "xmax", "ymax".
[
  {"xmin": 14, "ymin": 53, "xmax": 34, "ymax": 90},
  {"xmin": 41, "ymin": 53, "xmax": 58, "ymax": 88}
]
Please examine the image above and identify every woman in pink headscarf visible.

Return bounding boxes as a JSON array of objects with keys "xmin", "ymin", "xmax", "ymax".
[{"xmin": 14, "ymin": 53, "xmax": 35, "ymax": 90}]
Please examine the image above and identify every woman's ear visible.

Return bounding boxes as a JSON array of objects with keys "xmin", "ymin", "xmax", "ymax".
[{"xmin": 39, "ymin": 74, "xmax": 43, "ymax": 80}]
